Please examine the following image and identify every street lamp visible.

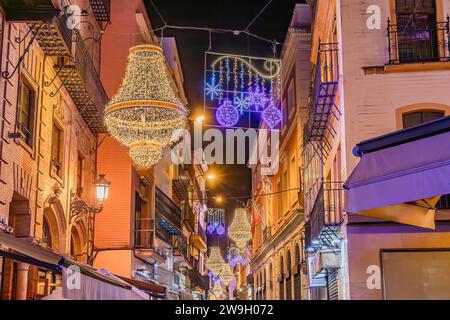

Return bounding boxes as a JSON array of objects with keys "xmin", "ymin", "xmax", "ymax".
[
  {"xmin": 70, "ymin": 174, "xmax": 111, "ymax": 223},
  {"xmin": 195, "ymin": 115, "xmax": 205, "ymax": 122},
  {"xmin": 95, "ymin": 174, "xmax": 111, "ymax": 203}
]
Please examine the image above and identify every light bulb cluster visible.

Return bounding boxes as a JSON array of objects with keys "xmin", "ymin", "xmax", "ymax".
[
  {"xmin": 105, "ymin": 45, "xmax": 187, "ymax": 167},
  {"xmin": 228, "ymin": 208, "xmax": 252, "ymax": 251},
  {"xmin": 206, "ymin": 247, "xmax": 227, "ymax": 276}
]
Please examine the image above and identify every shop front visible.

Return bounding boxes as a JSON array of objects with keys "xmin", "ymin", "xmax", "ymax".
[{"xmin": 344, "ymin": 116, "xmax": 450, "ymax": 300}]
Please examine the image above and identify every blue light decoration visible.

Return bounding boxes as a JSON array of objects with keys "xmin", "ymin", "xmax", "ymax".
[
  {"xmin": 216, "ymin": 100, "xmax": 240, "ymax": 127},
  {"xmin": 207, "ymin": 208, "xmax": 226, "ymax": 236},
  {"xmin": 204, "ymin": 52, "xmax": 282, "ymax": 129}
]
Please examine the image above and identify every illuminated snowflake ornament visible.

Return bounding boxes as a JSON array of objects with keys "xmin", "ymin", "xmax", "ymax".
[
  {"xmin": 206, "ymin": 82, "xmax": 221, "ymax": 101},
  {"xmin": 234, "ymin": 95, "xmax": 250, "ymax": 114},
  {"xmin": 216, "ymin": 100, "xmax": 240, "ymax": 127}
]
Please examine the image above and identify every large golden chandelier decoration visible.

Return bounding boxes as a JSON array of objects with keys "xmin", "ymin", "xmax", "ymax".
[
  {"xmin": 105, "ymin": 44, "xmax": 187, "ymax": 167},
  {"xmin": 228, "ymin": 208, "xmax": 252, "ymax": 251}
]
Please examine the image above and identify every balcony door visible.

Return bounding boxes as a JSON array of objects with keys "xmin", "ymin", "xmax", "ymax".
[{"xmin": 396, "ymin": 0, "xmax": 439, "ymax": 63}]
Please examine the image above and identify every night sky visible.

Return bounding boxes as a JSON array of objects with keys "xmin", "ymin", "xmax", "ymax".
[{"xmin": 144, "ymin": 0, "xmax": 302, "ymax": 213}]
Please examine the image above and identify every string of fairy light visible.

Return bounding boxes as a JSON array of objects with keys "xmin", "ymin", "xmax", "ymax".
[{"xmin": 105, "ymin": 45, "xmax": 187, "ymax": 167}]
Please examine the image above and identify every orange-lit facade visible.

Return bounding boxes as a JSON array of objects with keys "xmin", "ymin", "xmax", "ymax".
[{"xmin": 249, "ymin": 3, "xmax": 312, "ymax": 301}]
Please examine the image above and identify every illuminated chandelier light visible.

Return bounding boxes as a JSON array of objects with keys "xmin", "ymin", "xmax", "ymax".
[
  {"xmin": 220, "ymin": 263, "xmax": 234, "ymax": 286},
  {"xmin": 228, "ymin": 208, "xmax": 252, "ymax": 251},
  {"xmin": 105, "ymin": 44, "xmax": 187, "ymax": 167},
  {"xmin": 206, "ymin": 247, "xmax": 226, "ymax": 276}
]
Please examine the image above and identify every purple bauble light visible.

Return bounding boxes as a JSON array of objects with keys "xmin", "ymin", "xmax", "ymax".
[
  {"xmin": 207, "ymin": 224, "xmax": 216, "ymax": 234},
  {"xmin": 216, "ymin": 100, "xmax": 240, "ymax": 127},
  {"xmin": 262, "ymin": 103, "xmax": 282, "ymax": 129},
  {"xmin": 216, "ymin": 224, "xmax": 226, "ymax": 235}
]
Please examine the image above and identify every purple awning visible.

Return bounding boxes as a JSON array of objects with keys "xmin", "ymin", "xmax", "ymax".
[{"xmin": 344, "ymin": 131, "xmax": 450, "ymax": 214}]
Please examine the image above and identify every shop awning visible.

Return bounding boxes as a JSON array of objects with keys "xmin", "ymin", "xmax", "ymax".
[
  {"xmin": 344, "ymin": 119, "xmax": 450, "ymax": 229},
  {"xmin": 116, "ymin": 275, "xmax": 166, "ymax": 298},
  {"xmin": 0, "ymin": 232, "xmax": 62, "ymax": 267}
]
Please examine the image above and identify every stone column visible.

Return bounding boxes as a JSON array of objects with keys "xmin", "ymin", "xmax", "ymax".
[{"xmin": 15, "ymin": 262, "xmax": 30, "ymax": 300}]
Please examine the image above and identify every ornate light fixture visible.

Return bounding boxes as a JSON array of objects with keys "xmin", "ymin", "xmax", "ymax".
[
  {"xmin": 205, "ymin": 247, "xmax": 226, "ymax": 276},
  {"xmin": 228, "ymin": 208, "xmax": 252, "ymax": 251},
  {"xmin": 105, "ymin": 44, "xmax": 187, "ymax": 167},
  {"xmin": 70, "ymin": 174, "xmax": 111, "ymax": 223},
  {"xmin": 220, "ymin": 263, "xmax": 234, "ymax": 286}
]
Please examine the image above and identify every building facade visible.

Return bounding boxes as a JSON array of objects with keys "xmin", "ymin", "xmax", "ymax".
[
  {"xmin": 93, "ymin": 0, "xmax": 209, "ymax": 300},
  {"xmin": 0, "ymin": 0, "xmax": 108, "ymax": 299},
  {"xmin": 250, "ymin": 3, "xmax": 312, "ymax": 301},
  {"xmin": 303, "ymin": 0, "xmax": 450, "ymax": 300}
]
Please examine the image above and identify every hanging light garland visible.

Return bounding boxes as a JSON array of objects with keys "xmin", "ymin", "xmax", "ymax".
[
  {"xmin": 205, "ymin": 247, "xmax": 227, "ymax": 276},
  {"xmin": 105, "ymin": 44, "xmax": 187, "ymax": 167},
  {"xmin": 220, "ymin": 263, "xmax": 235, "ymax": 286},
  {"xmin": 228, "ymin": 208, "xmax": 252, "ymax": 251}
]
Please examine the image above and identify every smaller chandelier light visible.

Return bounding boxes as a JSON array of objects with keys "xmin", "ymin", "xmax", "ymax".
[
  {"xmin": 228, "ymin": 208, "xmax": 252, "ymax": 251},
  {"xmin": 105, "ymin": 44, "xmax": 187, "ymax": 168},
  {"xmin": 206, "ymin": 247, "xmax": 227, "ymax": 276},
  {"xmin": 220, "ymin": 263, "xmax": 234, "ymax": 286}
]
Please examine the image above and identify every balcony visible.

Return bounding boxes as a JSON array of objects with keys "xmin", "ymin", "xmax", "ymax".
[
  {"xmin": 133, "ymin": 217, "xmax": 170, "ymax": 264},
  {"xmin": 155, "ymin": 187, "xmax": 182, "ymax": 244},
  {"xmin": 0, "ymin": 0, "xmax": 59, "ymax": 21},
  {"xmin": 172, "ymin": 165, "xmax": 190, "ymax": 202},
  {"xmin": 134, "ymin": 218, "xmax": 154, "ymax": 250},
  {"xmin": 173, "ymin": 234, "xmax": 189, "ymax": 261},
  {"xmin": 56, "ymin": 33, "xmax": 108, "ymax": 133},
  {"xmin": 305, "ymin": 181, "xmax": 344, "ymax": 253},
  {"xmin": 182, "ymin": 202, "xmax": 195, "ymax": 233},
  {"xmin": 31, "ymin": 15, "xmax": 72, "ymax": 57},
  {"xmin": 304, "ymin": 42, "xmax": 341, "ymax": 161},
  {"xmin": 388, "ymin": 17, "xmax": 450, "ymax": 64},
  {"xmin": 89, "ymin": 0, "xmax": 111, "ymax": 22},
  {"xmin": 189, "ymin": 268, "xmax": 210, "ymax": 291},
  {"xmin": 191, "ymin": 222, "xmax": 207, "ymax": 250},
  {"xmin": 438, "ymin": 194, "xmax": 450, "ymax": 210}
]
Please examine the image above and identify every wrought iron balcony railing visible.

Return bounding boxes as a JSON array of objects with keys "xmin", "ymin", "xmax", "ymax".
[
  {"xmin": 155, "ymin": 187, "xmax": 183, "ymax": 241},
  {"xmin": 1, "ymin": 0, "xmax": 59, "ymax": 21},
  {"xmin": 89, "ymin": 0, "xmax": 111, "ymax": 22},
  {"xmin": 134, "ymin": 218, "xmax": 155, "ymax": 249},
  {"xmin": 305, "ymin": 42, "xmax": 341, "ymax": 161},
  {"xmin": 305, "ymin": 181, "xmax": 344, "ymax": 252},
  {"xmin": 388, "ymin": 17, "xmax": 450, "ymax": 64},
  {"xmin": 55, "ymin": 32, "xmax": 108, "ymax": 133},
  {"xmin": 196, "ymin": 222, "xmax": 207, "ymax": 243}
]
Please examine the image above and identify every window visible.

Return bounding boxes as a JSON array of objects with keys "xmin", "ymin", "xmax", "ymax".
[
  {"xmin": 289, "ymin": 156, "xmax": 297, "ymax": 205},
  {"xmin": 276, "ymin": 181, "xmax": 282, "ymax": 222},
  {"xmin": 76, "ymin": 156, "xmax": 84, "ymax": 195},
  {"xmin": 288, "ymin": 80, "xmax": 295, "ymax": 120},
  {"xmin": 51, "ymin": 124, "xmax": 63, "ymax": 178},
  {"xmin": 402, "ymin": 110, "xmax": 444, "ymax": 128},
  {"xmin": 18, "ymin": 79, "xmax": 36, "ymax": 146},
  {"xmin": 282, "ymin": 170, "xmax": 288, "ymax": 215},
  {"xmin": 42, "ymin": 217, "xmax": 52, "ymax": 249},
  {"xmin": 395, "ymin": 0, "xmax": 439, "ymax": 63}
]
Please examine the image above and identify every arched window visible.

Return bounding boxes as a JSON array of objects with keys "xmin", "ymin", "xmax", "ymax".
[
  {"xmin": 402, "ymin": 110, "xmax": 445, "ymax": 129},
  {"xmin": 286, "ymin": 250, "xmax": 292, "ymax": 300},
  {"xmin": 42, "ymin": 217, "xmax": 52, "ymax": 249},
  {"xmin": 294, "ymin": 245, "xmax": 302, "ymax": 300},
  {"xmin": 279, "ymin": 256, "xmax": 284, "ymax": 300}
]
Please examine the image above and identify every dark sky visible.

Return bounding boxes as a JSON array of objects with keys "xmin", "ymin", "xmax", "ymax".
[{"xmin": 144, "ymin": 0, "xmax": 301, "ymax": 208}]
